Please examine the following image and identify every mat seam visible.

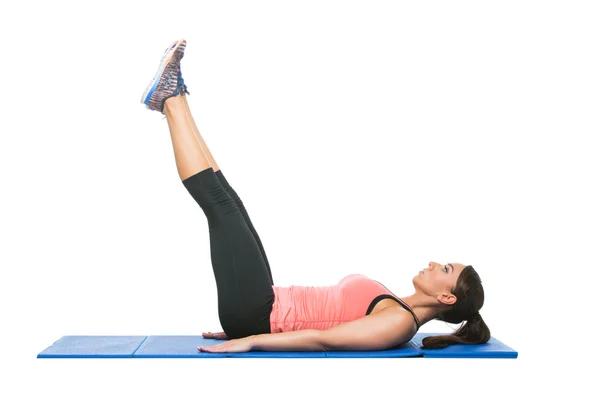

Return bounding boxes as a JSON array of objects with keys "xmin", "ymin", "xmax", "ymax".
[{"xmin": 131, "ymin": 336, "xmax": 149, "ymax": 357}]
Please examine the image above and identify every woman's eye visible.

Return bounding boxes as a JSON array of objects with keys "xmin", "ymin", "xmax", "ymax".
[{"xmin": 443, "ymin": 266, "xmax": 448, "ymax": 272}]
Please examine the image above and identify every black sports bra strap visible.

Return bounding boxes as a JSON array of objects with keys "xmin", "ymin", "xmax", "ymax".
[{"xmin": 372, "ymin": 280, "xmax": 421, "ymax": 328}]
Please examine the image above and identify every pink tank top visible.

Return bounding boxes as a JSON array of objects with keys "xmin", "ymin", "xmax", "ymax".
[{"xmin": 269, "ymin": 274, "xmax": 420, "ymax": 333}]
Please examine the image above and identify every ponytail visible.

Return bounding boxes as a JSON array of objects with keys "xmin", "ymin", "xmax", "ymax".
[
  {"xmin": 421, "ymin": 312, "xmax": 490, "ymax": 349},
  {"xmin": 420, "ymin": 265, "xmax": 491, "ymax": 350}
]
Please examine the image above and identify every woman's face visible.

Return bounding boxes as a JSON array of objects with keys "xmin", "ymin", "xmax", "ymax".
[{"xmin": 414, "ymin": 261, "xmax": 467, "ymax": 304}]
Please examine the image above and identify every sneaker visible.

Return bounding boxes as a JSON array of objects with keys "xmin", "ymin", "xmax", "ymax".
[{"xmin": 141, "ymin": 39, "xmax": 190, "ymax": 113}]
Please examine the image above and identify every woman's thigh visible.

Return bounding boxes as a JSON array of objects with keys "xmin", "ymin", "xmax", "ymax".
[
  {"xmin": 208, "ymin": 214, "xmax": 274, "ymax": 338},
  {"xmin": 183, "ymin": 168, "xmax": 274, "ymax": 338}
]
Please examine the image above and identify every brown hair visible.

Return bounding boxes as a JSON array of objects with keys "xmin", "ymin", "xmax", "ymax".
[{"xmin": 421, "ymin": 265, "xmax": 491, "ymax": 349}]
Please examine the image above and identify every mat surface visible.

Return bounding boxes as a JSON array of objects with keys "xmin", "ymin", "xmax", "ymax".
[
  {"xmin": 37, "ymin": 336, "xmax": 147, "ymax": 358},
  {"xmin": 411, "ymin": 333, "xmax": 518, "ymax": 358},
  {"xmin": 37, "ymin": 333, "xmax": 518, "ymax": 358}
]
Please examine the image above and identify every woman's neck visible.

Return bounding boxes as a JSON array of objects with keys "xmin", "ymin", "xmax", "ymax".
[{"xmin": 399, "ymin": 293, "xmax": 442, "ymax": 326}]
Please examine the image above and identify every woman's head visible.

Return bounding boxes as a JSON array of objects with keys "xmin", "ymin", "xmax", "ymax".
[
  {"xmin": 414, "ymin": 261, "xmax": 491, "ymax": 349},
  {"xmin": 415, "ymin": 262, "xmax": 468, "ymax": 303}
]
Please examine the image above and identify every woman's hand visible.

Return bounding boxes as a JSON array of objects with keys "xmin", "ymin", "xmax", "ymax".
[
  {"xmin": 201, "ymin": 331, "xmax": 229, "ymax": 340},
  {"xmin": 198, "ymin": 336, "xmax": 253, "ymax": 353}
]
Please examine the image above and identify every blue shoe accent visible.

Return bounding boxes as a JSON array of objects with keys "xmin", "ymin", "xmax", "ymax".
[
  {"xmin": 175, "ymin": 67, "xmax": 190, "ymax": 96},
  {"xmin": 144, "ymin": 76, "xmax": 161, "ymax": 105}
]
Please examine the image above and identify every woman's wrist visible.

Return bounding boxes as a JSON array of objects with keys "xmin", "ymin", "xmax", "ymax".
[{"xmin": 246, "ymin": 334, "xmax": 263, "ymax": 350}]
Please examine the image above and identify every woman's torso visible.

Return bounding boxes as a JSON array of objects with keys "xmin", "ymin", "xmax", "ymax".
[{"xmin": 269, "ymin": 274, "xmax": 420, "ymax": 333}]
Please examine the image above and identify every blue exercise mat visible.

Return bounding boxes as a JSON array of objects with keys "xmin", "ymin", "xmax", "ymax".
[
  {"xmin": 135, "ymin": 336, "xmax": 232, "ymax": 358},
  {"xmin": 133, "ymin": 336, "xmax": 420, "ymax": 358},
  {"xmin": 411, "ymin": 333, "xmax": 518, "ymax": 358},
  {"xmin": 135, "ymin": 336, "xmax": 327, "ymax": 358},
  {"xmin": 37, "ymin": 333, "xmax": 518, "ymax": 358},
  {"xmin": 324, "ymin": 340, "xmax": 421, "ymax": 358},
  {"xmin": 37, "ymin": 336, "xmax": 147, "ymax": 358}
]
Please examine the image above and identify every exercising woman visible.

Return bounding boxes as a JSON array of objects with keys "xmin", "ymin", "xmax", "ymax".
[{"xmin": 141, "ymin": 39, "xmax": 490, "ymax": 353}]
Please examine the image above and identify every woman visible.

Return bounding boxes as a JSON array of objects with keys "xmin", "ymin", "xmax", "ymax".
[{"xmin": 141, "ymin": 39, "xmax": 491, "ymax": 353}]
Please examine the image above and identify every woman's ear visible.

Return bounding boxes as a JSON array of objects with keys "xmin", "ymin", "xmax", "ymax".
[{"xmin": 437, "ymin": 292, "xmax": 457, "ymax": 306}]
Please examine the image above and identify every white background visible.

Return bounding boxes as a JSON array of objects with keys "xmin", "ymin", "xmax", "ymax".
[{"xmin": 1, "ymin": 0, "xmax": 598, "ymax": 398}]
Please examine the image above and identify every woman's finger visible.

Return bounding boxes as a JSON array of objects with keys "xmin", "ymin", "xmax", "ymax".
[{"xmin": 202, "ymin": 331, "xmax": 227, "ymax": 339}]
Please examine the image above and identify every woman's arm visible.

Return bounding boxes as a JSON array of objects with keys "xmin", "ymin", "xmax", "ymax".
[
  {"xmin": 250, "ymin": 329, "xmax": 325, "ymax": 352},
  {"xmin": 319, "ymin": 307, "xmax": 414, "ymax": 351},
  {"xmin": 249, "ymin": 307, "xmax": 414, "ymax": 352}
]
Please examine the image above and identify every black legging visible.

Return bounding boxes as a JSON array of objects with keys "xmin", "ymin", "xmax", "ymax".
[{"xmin": 182, "ymin": 167, "xmax": 275, "ymax": 339}]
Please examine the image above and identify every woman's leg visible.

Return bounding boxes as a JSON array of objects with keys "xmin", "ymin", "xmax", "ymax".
[
  {"xmin": 179, "ymin": 95, "xmax": 221, "ymax": 173},
  {"xmin": 180, "ymin": 95, "xmax": 274, "ymax": 285},
  {"xmin": 164, "ymin": 94, "xmax": 274, "ymax": 338},
  {"xmin": 164, "ymin": 94, "xmax": 211, "ymax": 180}
]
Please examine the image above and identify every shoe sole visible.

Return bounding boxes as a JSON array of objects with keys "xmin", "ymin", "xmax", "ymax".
[{"xmin": 140, "ymin": 39, "xmax": 186, "ymax": 106}]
